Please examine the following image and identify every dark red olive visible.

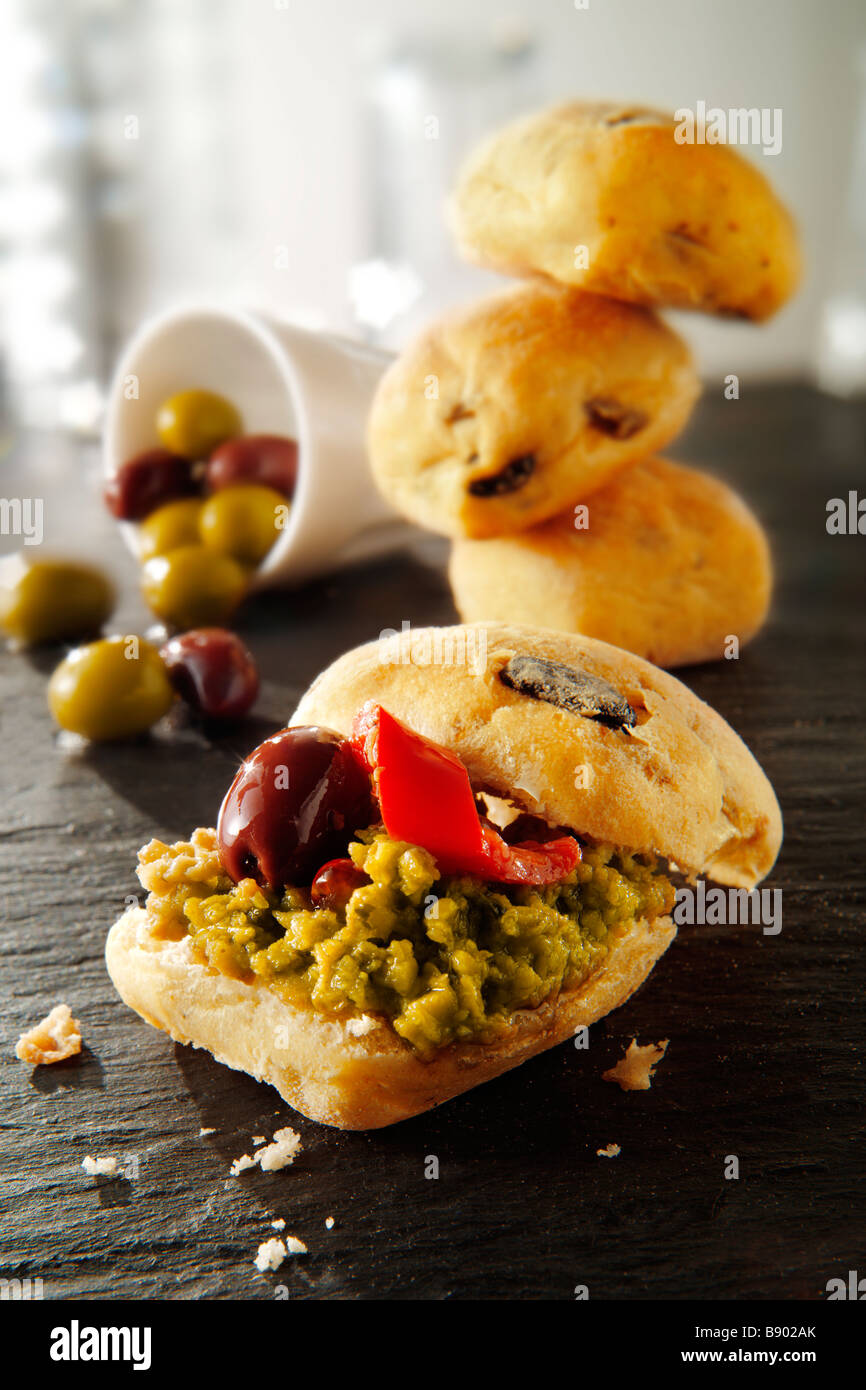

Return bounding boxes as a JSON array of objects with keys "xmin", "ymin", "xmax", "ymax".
[
  {"xmin": 217, "ymin": 726, "xmax": 375, "ymax": 889},
  {"xmin": 310, "ymin": 858, "xmax": 370, "ymax": 911},
  {"xmin": 206, "ymin": 435, "xmax": 298, "ymax": 498},
  {"xmin": 501, "ymin": 812, "xmax": 562, "ymax": 844},
  {"xmin": 160, "ymin": 628, "xmax": 259, "ymax": 721},
  {"xmin": 104, "ymin": 449, "xmax": 201, "ymax": 520}
]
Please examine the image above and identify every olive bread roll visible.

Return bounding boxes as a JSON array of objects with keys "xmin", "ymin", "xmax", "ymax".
[
  {"xmin": 450, "ymin": 101, "xmax": 801, "ymax": 320},
  {"xmin": 367, "ymin": 281, "xmax": 699, "ymax": 539},
  {"xmin": 449, "ymin": 457, "xmax": 773, "ymax": 668}
]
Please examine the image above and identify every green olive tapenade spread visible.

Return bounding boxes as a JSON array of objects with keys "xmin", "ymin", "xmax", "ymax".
[{"xmin": 137, "ymin": 827, "xmax": 673, "ymax": 1058}]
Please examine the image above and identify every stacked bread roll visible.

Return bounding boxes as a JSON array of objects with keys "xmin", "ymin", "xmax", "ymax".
[{"xmin": 367, "ymin": 102, "xmax": 801, "ymax": 667}]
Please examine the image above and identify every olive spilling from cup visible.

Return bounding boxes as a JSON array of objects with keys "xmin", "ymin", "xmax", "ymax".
[
  {"xmin": 0, "ymin": 556, "xmax": 116, "ymax": 647},
  {"xmin": 8, "ymin": 393, "xmax": 279, "ymax": 740},
  {"xmin": 103, "ymin": 388, "xmax": 297, "ymax": 630},
  {"xmin": 48, "ymin": 636, "xmax": 176, "ymax": 741},
  {"xmin": 156, "ymin": 389, "xmax": 242, "ymax": 460},
  {"xmin": 217, "ymin": 727, "xmax": 375, "ymax": 890},
  {"xmin": 138, "ymin": 498, "xmax": 203, "ymax": 561},
  {"xmin": 104, "ymin": 449, "xmax": 201, "ymax": 522},
  {"xmin": 43, "ymin": 626, "xmax": 260, "ymax": 740},
  {"xmin": 199, "ymin": 483, "xmax": 287, "ymax": 565},
  {"xmin": 160, "ymin": 628, "xmax": 259, "ymax": 721},
  {"xmin": 207, "ymin": 435, "xmax": 297, "ymax": 496},
  {"xmin": 141, "ymin": 546, "xmax": 249, "ymax": 629}
]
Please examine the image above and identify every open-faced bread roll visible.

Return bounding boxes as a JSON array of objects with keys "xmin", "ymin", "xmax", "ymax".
[{"xmin": 106, "ymin": 625, "xmax": 781, "ymax": 1129}]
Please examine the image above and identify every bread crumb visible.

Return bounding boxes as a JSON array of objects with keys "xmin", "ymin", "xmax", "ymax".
[
  {"xmin": 597, "ymin": 1143, "xmax": 621, "ymax": 1158},
  {"xmin": 255, "ymin": 1238, "xmax": 286, "ymax": 1272},
  {"xmin": 346, "ymin": 1015, "xmax": 378, "ymax": 1037},
  {"xmin": 325, "ymin": 1216, "xmax": 335, "ymax": 1230},
  {"xmin": 16, "ymin": 1004, "xmax": 82, "ymax": 1066},
  {"xmin": 199, "ymin": 1127, "xmax": 216, "ymax": 1137},
  {"xmin": 258, "ymin": 1127, "xmax": 302, "ymax": 1173},
  {"xmin": 254, "ymin": 1232, "xmax": 307, "ymax": 1273},
  {"xmin": 271, "ymin": 1218, "xmax": 286, "ymax": 1231},
  {"xmin": 231, "ymin": 1126, "xmax": 301, "ymax": 1177},
  {"xmin": 82, "ymin": 1155, "xmax": 119, "ymax": 1177},
  {"xmin": 603, "ymin": 1038, "xmax": 669, "ymax": 1092}
]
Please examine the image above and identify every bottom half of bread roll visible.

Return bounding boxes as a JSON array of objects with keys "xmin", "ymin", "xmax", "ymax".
[{"xmin": 106, "ymin": 898, "xmax": 675, "ymax": 1130}]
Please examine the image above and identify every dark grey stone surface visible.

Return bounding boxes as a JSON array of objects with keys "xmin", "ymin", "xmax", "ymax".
[{"xmin": 1, "ymin": 385, "xmax": 863, "ymax": 1299}]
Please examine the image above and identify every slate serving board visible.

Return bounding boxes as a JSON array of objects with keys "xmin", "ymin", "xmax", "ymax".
[{"xmin": 1, "ymin": 384, "xmax": 864, "ymax": 1301}]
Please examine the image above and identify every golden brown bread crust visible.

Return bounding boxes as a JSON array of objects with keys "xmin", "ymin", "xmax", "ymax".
[
  {"xmin": 450, "ymin": 102, "xmax": 802, "ymax": 320},
  {"xmin": 449, "ymin": 457, "xmax": 773, "ymax": 667},
  {"xmin": 105, "ymin": 905, "xmax": 675, "ymax": 1130},
  {"xmin": 366, "ymin": 280, "xmax": 699, "ymax": 539},
  {"xmin": 292, "ymin": 623, "xmax": 782, "ymax": 889}
]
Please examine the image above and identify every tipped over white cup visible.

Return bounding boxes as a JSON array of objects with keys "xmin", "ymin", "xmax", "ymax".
[{"xmin": 103, "ymin": 304, "xmax": 404, "ymax": 588}]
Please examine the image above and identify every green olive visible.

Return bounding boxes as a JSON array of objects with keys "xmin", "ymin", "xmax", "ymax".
[
  {"xmin": 156, "ymin": 389, "xmax": 242, "ymax": 458},
  {"xmin": 138, "ymin": 497, "xmax": 204, "ymax": 561},
  {"xmin": 141, "ymin": 545, "xmax": 248, "ymax": 629},
  {"xmin": 199, "ymin": 483, "xmax": 287, "ymax": 565},
  {"xmin": 48, "ymin": 636, "xmax": 175, "ymax": 740},
  {"xmin": 0, "ymin": 555, "xmax": 115, "ymax": 647}
]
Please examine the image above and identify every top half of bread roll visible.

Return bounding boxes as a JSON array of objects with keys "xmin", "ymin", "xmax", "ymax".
[{"xmin": 292, "ymin": 623, "xmax": 782, "ymax": 892}]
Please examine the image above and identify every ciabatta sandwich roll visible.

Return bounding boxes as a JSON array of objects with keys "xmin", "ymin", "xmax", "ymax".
[{"xmin": 106, "ymin": 624, "xmax": 782, "ymax": 1129}]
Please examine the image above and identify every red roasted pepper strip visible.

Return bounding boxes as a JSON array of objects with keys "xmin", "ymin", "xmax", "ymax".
[
  {"xmin": 351, "ymin": 702, "xmax": 580, "ymax": 884},
  {"xmin": 352, "ymin": 701, "xmax": 487, "ymax": 866}
]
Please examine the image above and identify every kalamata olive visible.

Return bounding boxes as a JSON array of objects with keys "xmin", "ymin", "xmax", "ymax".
[
  {"xmin": 157, "ymin": 389, "xmax": 242, "ymax": 458},
  {"xmin": 141, "ymin": 545, "xmax": 249, "ymax": 629},
  {"xmin": 199, "ymin": 483, "xmax": 287, "ymax": 565},
  {"xmin": 217, "ymin": 727, "xmax": 375, "ymax": 889},
  {"xmin": 47, "ymin": 635, "xmax": 175, "ymax": 740},
  {"xmin": 104, "ymin": 449, "xmax": 200, "ymax": 521},
  {"xmin": 160, "ymin": 627, "xmax": 259, "ymax": 720},
  {"xmin": 310, "ymin": 858, "xmax": 370, "ymax": 911},
  {"xmin": 207, "ymin": 435, "xmax": 298, "ymax": 498},
  {"xmin": 0, "ymin": 555, "xmax": 115, "ymax": 646},
  {"xmin": 501, "ymin": 813, "xmax": 563, "ymax": 844}
]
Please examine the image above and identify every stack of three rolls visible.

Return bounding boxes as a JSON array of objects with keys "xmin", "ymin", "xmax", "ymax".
[{"xmin": 366, "ymin": 102, "xmax": 801, "ymax": 667}]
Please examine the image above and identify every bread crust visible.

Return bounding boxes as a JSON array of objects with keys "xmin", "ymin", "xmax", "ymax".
[
  {"xmin": 292, "ymin": 623, "xmax": 782, "ymax": 889},
  {"xmin": 450, "ymin": 102, "xmax": 801, "ymax": 320},
  {"xmin": 449, "ymin": 457, "xmax": 773, "ymax": 667},
  {"xmin": 367, "ymin": 280, "xmax": 698, "ymax": 539},
  {"xmin": 105, "ymin": 905, "xmax": 675, "ymax": 1130}
]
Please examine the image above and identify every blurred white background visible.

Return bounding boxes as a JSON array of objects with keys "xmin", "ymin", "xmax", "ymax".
[{"xmin": 1, "ymin": 0, "xmax": 865, "ymax": 431}]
